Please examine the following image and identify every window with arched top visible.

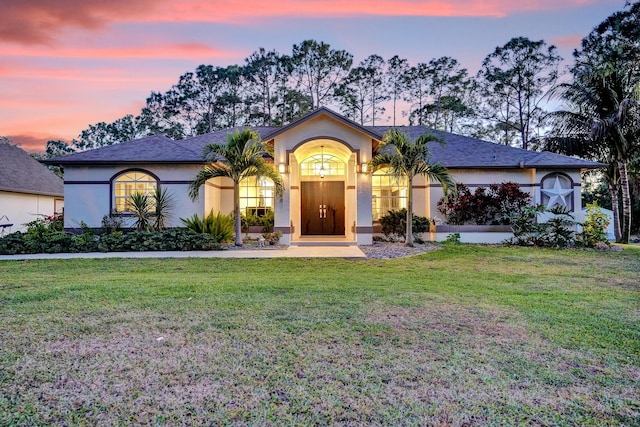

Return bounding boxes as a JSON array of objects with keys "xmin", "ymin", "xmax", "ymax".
[
  {"xmin": 300, "ymin": 154, "xmax": 345, "ymax": 177},
  {"xmin": 112, "ymin": 170, "xmax": 158, "ymax": 213},
  {"xmin": 372, "ymin": 168, "xmax": 407, "ymax": 220},
  {"xmin": 239, "ymin": 176, "xmax": 275, "ymax": 217}
]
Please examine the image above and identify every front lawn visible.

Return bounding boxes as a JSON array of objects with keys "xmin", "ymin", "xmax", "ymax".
[{"xmin": 1, "ymin": 245, "xmax": 638, "ymax": 425}]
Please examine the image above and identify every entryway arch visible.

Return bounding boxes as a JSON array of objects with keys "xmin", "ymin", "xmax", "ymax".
[{"xmin": 289, "ymin": 139, "xmax": 358, "ymax": 241}]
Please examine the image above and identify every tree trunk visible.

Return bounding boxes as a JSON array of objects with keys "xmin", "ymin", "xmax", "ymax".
[
  {"xmin": 609, "ymin": 181, "xmax": 622, "ymax": 243},
  {"xmin": 405, "ymin": 177, "xmax": 414, "ymax": 247},
  {"xmin": 618, "ymin": 160, "xmax": 631, "ymax": 244},
  {"xmin": 234, "ymin": 182, "xmax": 243, "ymax": 246}
]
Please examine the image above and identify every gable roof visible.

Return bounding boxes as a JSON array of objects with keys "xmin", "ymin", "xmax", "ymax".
[
  {"xmin": 44, "ymin": 108, "xmax": 602, "ymax": 170},
  {"xmin": 262, "ymin": 107, "xmax": 384, "ymax": 142},
  {"xmin": 0, "ymin": 144, "xmax": 64, "ymax": 197}
]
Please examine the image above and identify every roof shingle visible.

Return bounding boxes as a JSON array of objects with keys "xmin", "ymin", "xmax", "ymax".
[
  {"xmin": 0, "ymin": 144, "xmax": 64, "ymax": 196},
  {"xmin": 44, "ymin": 108, "xmax": 602, "ymax": 170}
]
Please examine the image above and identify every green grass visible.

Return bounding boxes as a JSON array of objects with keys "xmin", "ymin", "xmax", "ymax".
[{"xmin": 0, "ymin": 245, "xmax": 638, "ymax": 425}]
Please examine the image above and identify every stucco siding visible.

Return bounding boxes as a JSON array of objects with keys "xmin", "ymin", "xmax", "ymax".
[
  {"xmin": 428, "ymin": 168, "xmax": 538, "ymax": 221},
  {"xmin": 63, "ymin": 164, "xmax": 204, "ymax": 229},
  {"xmin": 0, "ymin": 191, "xmax": 62, "ymax": 233}
]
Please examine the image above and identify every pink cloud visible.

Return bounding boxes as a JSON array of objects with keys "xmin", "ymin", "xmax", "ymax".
[
  {"xmin": 0, "ymin": 0, "xmax": 159, "ymax": 45},
  {"xmin": 5, "ymin": 133, "xmax": 65, "ymax": 154},
  {"xmin": 1, "ymin": 0, "xmax": 611, "ymax": 45},
  {"xmin": 151, "ymin": 0, "xmax": 610, "ymax": 21},
  {"xmin": 551, "ymin": 34, "xmax": 584, "ymax": 50},
  {"xmin": 1, "ymin": 43, "xmax": 241, "ymax": 61}
]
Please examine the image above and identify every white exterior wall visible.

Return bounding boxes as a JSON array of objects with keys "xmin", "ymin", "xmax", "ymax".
[
  {"xmin": 0, "ymin": 191, "xmax": 63, "ymax": 233},
  {"xmin": 63, "ymin": 164, "xmax": 203, "ymax": 229}
]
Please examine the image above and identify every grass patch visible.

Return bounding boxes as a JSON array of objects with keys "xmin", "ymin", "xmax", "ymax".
[{"xmin": 0, "ymin": 245, "xmax": 638, "ymax": 425}]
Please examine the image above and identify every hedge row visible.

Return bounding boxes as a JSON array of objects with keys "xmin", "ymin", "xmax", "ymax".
[{"xmin": 0, "ymin": 228, "xmax": 222, "ymax": 255}]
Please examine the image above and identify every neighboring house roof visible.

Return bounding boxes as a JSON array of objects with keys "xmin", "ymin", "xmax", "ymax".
[
  {"xmin": 0, "ymin": 144, "xmax": 64, "ymax": 197},
  {"xmin": 44, "ymin": 108, "xmax": 603, "ymax": 170}
]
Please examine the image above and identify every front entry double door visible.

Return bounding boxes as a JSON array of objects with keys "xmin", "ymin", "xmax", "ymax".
[{"xmin": 301, "ymin": 181, "xmax": 345, "ymax": 235}]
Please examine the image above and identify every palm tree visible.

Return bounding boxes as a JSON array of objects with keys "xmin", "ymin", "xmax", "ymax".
[
  {"xmin": 370, "ymin": 129, "xmax": 455, "ymax": 247},
  {"xmin": 544, "ymin": 64, "xmax": 638, "ymax": 243},
  {"xmin": 188, "ymin": 129, "xmax": 283, "ymax": 246},
  {"xmin": 544, "ymin": 2, "xmax": 640, "ymax": 243}
]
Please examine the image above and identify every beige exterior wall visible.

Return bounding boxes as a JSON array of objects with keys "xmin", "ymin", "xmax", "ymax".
[
  {"xmin": 0, "ymin": 191, "xmax": 63, "ymax": 233},
  {"xmin": 203, "ymin": 177, "xmax": 234, "ymax": 217},
  {"xmin": 271, "ymin": 115, "xmax": 374, "ymax": 244}
]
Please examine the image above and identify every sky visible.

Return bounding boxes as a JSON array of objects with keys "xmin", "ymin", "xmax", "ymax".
[{"xmin": 0, "ymin": 0, "xmax": 626, "ymax": 153}]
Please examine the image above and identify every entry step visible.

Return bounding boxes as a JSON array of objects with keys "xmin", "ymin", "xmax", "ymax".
[{"xmin": 290, "ymin": 241, "xmax": 358, "ymax": 247}]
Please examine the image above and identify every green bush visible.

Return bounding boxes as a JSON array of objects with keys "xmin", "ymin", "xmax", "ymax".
[
  {"xmin": 580, "ymin": 202, "xmax": 610, "ymax": 247},
  {"xmin": 379, "ymin": 209, "xmax": 430, "ymax": 240},
  {"xmin": 126, "ymin": 188, "xmax": 175, "ymax": 231},
  {"xmin": 0, "ymin": 228, "xmax": 221, "ymax": 255},
  {"xmin": 0, "ymin": 232, "xmax": 28, "ymax": 255},
  {"xmin": 181, "ymin": 210, "xmax": 234, "ymax": 243},
  {"xmin": 242, "ymin": 210, "xmax": 274, "ymax": 233},
  {"xmin": 506, "ymin": 205, "xmax": 577, "ymax": 248}
]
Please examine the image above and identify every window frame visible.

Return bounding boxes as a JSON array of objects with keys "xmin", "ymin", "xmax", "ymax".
[
  {"xmin": 239, "ymin": 176, "xmax": 276, "ymax": 217},
  {"xmin": 371, "ymin": 168, "xmax": 408, "ymax": 221},
  {"xmin": 111, "ymin": 169, "xmax": 159, "ymax": 215},
  {"xmin": 300, "ymin": 153, "xmax": 346, "ymax": 177}
]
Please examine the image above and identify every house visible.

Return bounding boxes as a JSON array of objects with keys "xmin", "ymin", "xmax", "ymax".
[
  {"xmin": 0, "ymin": 143, "xmax": 64, "ymax": 234},
  {"xmin": 45, "ymin": 108, "xmax": 601, "ymax": 244}
]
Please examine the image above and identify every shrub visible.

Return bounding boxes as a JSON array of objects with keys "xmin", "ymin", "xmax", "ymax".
[
  {"xmin": 444, "ymin": 233, "xmax": 461, "ymax": 244},
  {"xmin": 242, "ymin": 210, "xmax": 274, "ymax": 233},
  {"xmin": 101, "ymin": 214, "xmax": 123, "ymax": 234},
  {"xmin": 127, "ymin": 192, "xmax": 153, "ymax": 231},
  {"xmin": 0, "ymin": 228, "xmax": 221, "ymax": 254},
  {"xmin": 152, "ymin": 187, "xmax": 175, "ymax": 231},
  {"xmin": 438, "ymin": 182, "xmax": 531, "ymax": 225},
  {"xmin": 181, "ymin": 210, "xmax": 234, "ymax": 243},
  {"xmin": 379, "ymin": 209, "xmax": 430, "ymax": 240},
  {"xmin": 126, "ymin": 189, "xmax": 175, "ymax": 232},
  {"xmin": 506, "ymin": 205, "xmax": 577, "ymax": 248},
  {"xmin": 580, "ymin": 202, "xmax": 610, "ymax": 247},
  {"xmin": 0, "ymin": 232, "xmax": 28, "ymax": 254}
]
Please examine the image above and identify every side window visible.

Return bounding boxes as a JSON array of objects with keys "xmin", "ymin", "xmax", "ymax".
[
  {"xmin": 112, "ymin": 171, "xmax": 157, "ymax": 213},
  {"xmin": 372, "ymin": 168, "xmax": 407, "ymax": 221},
  {"xmin": 239, "ymin": 177, "xmax": 275, "ymax": 217}
]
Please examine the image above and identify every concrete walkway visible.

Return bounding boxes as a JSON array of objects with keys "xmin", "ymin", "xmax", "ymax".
[{"xmin": 0, "ymin": 245, "xmax": 366, "ymax": 261}]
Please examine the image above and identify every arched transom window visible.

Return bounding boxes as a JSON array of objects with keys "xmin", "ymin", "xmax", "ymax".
[
  {"xmin": 372, "ymin": 168, "xmax": 407, "ymax": 220},
  {"xmin": 113, "ymin": 171, "xmax": 157, "ymax": 213},
  {"xmin": 300, "ymin": 154, "xmax": 345, "ymax": 177},
  {"xmin": 240, "ymin": 176, "xmax": 275, "ymax": 217}
]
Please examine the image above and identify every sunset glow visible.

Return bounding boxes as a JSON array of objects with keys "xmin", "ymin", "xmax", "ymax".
[{"xmin": 0, "ymin": 0, "xmax": 623, "ymax": 152}]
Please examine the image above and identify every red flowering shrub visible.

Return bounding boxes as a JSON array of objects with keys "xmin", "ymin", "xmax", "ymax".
[{"xmin": 437, "ymin": 182, "xmax": 531, "ymax": 225}]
